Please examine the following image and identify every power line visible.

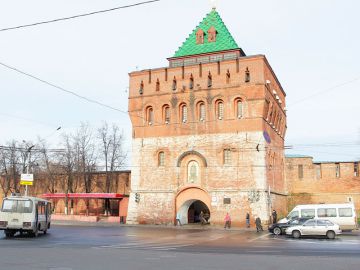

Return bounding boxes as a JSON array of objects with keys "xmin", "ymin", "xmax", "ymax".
[
  {"xmin": 289, "ymin": 74, "xmax": 360, "ymax": 106},
  {"xmin": 0, "ymin": 0, "xmax": 161, "ymax": 32}
]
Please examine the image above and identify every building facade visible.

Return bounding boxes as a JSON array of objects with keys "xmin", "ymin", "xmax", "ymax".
[
  {"xmin": 127, "ymin": 9, "xmax": 287, "ymax": 226},
  {"xmin": 285, "ymin": 155, "xmax": 360, "ymax": 215}
]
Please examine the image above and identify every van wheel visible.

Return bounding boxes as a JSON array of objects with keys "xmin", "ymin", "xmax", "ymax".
[
  {"xmin": 43, "ymin": 229, "xmax": 47, "ymax": 235},
  {"xmin": 273, "ymin": 227, "xmax": 282, "ymax": 235},
  {"xmin": 326, "ymin": 230, "xmax": 335, "ymax": 239},
  {"xmin": 292, "ymin": 230, "xmax": 301, "ymax": 239},
  {"xmin": 33, "ymin": 225, "xmax": 39, "ymax": 237}
]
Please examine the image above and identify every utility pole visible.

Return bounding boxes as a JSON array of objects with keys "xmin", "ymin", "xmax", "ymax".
[{"xmin": 24, "ymin": 145, "xmax": 35, "ymax": 197}]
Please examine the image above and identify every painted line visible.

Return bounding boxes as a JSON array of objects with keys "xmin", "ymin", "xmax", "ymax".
[{"xmin": 248, "ymin": 233, "xmax": 271, "ymax": 242}]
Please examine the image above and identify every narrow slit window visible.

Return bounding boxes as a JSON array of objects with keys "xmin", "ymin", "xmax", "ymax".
[
  {"xmin": 172, "ymin": 77, "xmax": 177, "ymax": 91},
  {"xmin": 208, "ymin": 72, "xmax": 212, "ymax": 88},
  {"xmin": 236, "ymin": 99, "xmax": 243, "ymax": 119},
  {"xmin": 245, "ymin": 67, "xmax": 250, "ymax": 83},
  {"xmin": 181, "ymin": 105, "xmax": 188, "ymax": 123}
]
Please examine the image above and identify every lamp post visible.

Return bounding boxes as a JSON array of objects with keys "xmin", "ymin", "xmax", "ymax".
[
  {"xmin": 22, "ymin": 126, "xmax": 61, "ymax": 197},
  {"xmin": 24, "ymin": 145, "xmax": 35, "ymax": 197}
]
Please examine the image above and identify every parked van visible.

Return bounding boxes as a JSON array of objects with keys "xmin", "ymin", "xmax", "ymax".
[
  {"xmin": 0, "ymin": 194, "xmax": 51, "ymax": 237},
  {"xmin": 278, "ymin": 203, "xmax": 357, "ymax": 230}
]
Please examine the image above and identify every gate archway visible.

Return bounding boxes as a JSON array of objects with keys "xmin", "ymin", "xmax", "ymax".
[{"xmin": 175, "ymin": 187, "xmax": 211, "ymax": 225}]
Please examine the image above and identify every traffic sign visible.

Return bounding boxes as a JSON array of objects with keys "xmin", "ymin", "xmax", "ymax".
[{"xmin": 20, "ymin": 174, "xmax": 33, "ymax": 186}]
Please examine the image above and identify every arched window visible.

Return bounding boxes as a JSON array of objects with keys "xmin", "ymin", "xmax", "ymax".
[
  {"xmin": 235, "ymin": 98, "xmax": 243, "ymax": 119},
  {"xmin": 158, "ymin": 151, "xmax": 165, "ymax": 166},
  {"xmin": 180, "ymin": 103, "xmax": 188, "ymax": 123},
  {"xmin": 187, "ymin": 160, "xmax": 199, "ymax": 183},
  {"xmin": 207, "ymin": 71, "xmax": 212, "ymax": 88},
  {"xmin": 196, "ymin": 29, "xmax": 204, "ymax": 44},
  {"xmin": 198, "ymin": 102, "xmax": 206, "ymax": 122},
  {"xmin": 216, "ymin": 100, "xmax": 224, "ymax": 120},
  {"xmin": 163, "ymin": 105, "xmax": 170, "ymax": 124},
  {"xmin": 172, "ymin": 76, "xmax": 177, "ymax": 91},
  {"xmin": 189, "ymin": 74, "xmax": 194, "ymax": 90},
  {"xmin": 146, "ymin": 106, "xmax": 154, "ymax": 125}
]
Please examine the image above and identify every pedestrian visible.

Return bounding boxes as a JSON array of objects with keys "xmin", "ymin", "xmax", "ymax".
[
  {"xmin": 246, "ymin": 212, "xmax": 250, "ymax": 228},
  {"xmin": 199, "ymin": 211, "xmax": 206, "ymax": 225},
  {"xmin": 176, "ymin": 212, "xmax": 182, "ymax": 226},
  {"xmin": 272, "ymin": 210, "xmax": 277, "ymax": 224},
  {"xmin": 255, "ymin": 216, "xmax": 263, "ymax": 232},
  {"xmin": 224, "ymin": 212, "xmax": 231, "ymax": 229}
]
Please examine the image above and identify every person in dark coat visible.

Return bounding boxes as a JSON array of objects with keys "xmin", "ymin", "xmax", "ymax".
[
  {"xmin": 272, "ymin": 210, "xmax": 277, "ymax": 224},
  {"xmin": 255, "ymin": 217, "xmax": 263, "ymax": 232},
  {"xmin": 246, "ymin": 212, "xmax": 250, "ymax": 228}
]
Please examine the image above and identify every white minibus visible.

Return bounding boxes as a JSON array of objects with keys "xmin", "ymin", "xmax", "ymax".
[
  {"xmin": 279, "ymin": 203, "xmax": 357, "ymax": 230},
  {"xmin": 0, "ymin": 194, "xmax": 51, "ymax": 237}
]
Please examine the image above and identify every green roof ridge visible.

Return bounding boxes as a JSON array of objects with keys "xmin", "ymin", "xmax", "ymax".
[{"xmin": 173, "ymin": 9, "xmax": 239, "ymax": 58}]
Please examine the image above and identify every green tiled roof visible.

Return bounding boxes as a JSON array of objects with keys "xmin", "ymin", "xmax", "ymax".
[{"xmin": 173, "ymin": 9, "xmax": 239, "ymax": 57}]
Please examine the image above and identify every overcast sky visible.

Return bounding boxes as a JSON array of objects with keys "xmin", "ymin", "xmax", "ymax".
[{"xmin": 0, "ymin": 0, "xmax": 359, "ymax": 163}]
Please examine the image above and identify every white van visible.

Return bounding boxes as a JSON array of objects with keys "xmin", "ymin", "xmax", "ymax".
[
  {"xmin": 0, "ymin": 194, "xmax": 51, "ymax": 237},
  {"xmin": 279, "ymin": 203, "xmax": 357, "ymax": 230}
]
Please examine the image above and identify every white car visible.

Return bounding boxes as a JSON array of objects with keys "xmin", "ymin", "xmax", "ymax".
[{"xmin": 285, "ymin": 219, "xmax": 341, "ymax": 239}]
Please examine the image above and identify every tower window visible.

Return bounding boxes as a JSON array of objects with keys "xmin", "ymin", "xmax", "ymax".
[
  {"xmin": 245, "ymin": 67, "xmax": 250, "ymax": 83},
  {"xmin": 139, "ymin": 81, "xmax": 144, "ymax": 95},
  {"xmin": 189, "ymin": 74, "xmax": 194, "ymax": 90},
  {"xmin": 224, "ymin": 149, "xmax": 231, "ymax": 164},
  {"xmin": 354, "ymin": 162, "xmax": 359, "ymax": 177},
  {"xmin": 207, "ymin": 71, "xmax": 212, "ymax": 88},
  {"xmin": 156, "ymin": 78, "xmax": 160, "ymax": 91},
  {"xmin": 196, "ymin": 29, "xmax": 205, "ymax": 44},
  {"xmin": 180, "ymin": 104, "xmax": 188, "ymax": 123},
  {"xmin": 172, "ymin": 77, "xmax": 177, "ymax": 91},
  {"xmin": 335, "ymin": 163, "xmax": 340, "ymax": 178},
  {"xmin": 216, "ymin": 100, "xmax": 224, "ymax": 120},
  {"xmin": 163, "ymin": 105, "xmax": 170, "ymax": 124},
  {"xmin": 226, "ymin": 69, "xmax": 230, "ymax": 84},
  {"xmin": 236, "ymin": 99, "xmax": 243, "ymax": 119},
  {"xmin": 158, "ymin": 151, "xmax": 165, "ymax": 166},
  {"xmin": 198, "ymin": 102, "xmax": 206, "ymax": 121},
  {"xmin": 207, "ymin": 26, "xmax": 217, "ymax": 43},
  {"xmin": 146, "ymin": 107, "xmax": 154, "ymax": 125}
]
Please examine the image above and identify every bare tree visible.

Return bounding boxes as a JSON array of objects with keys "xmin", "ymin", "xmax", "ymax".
[
  {"xmin": 98, "ymin": 122, "xmax": 126, "ymax": 215},
  {"xmin": 73, "ymin": 123, "xmax": 97, "ymax": 215},
  {"xmin": 59, "ymin": 134, "xmax": 76, "ymax": 215}
]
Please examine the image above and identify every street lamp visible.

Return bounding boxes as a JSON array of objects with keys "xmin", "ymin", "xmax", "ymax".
[{"xmin": 24, "ymin": 144, "xmax": 35, "ymax": 197}]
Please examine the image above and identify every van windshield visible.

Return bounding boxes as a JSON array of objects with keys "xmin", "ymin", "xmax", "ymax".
[
  {"xmin": 1, "ymin": 199, "xmax": 33, "ymax": 213},
  {"xmin": 287, "ymin": 211, "xmax": 299, "ymax": 219}
]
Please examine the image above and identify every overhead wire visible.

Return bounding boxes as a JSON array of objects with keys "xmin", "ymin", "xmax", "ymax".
[{"xmin": 0, "ymin": 0, "xmax": 161, "ymax": 32}]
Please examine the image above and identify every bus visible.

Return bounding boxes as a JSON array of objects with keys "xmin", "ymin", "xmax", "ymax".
[
  {"xmin": 0, "ymin": 194, "xmax": 51, "ymax": 237},
  {"xmin": 278, "ymin": 203, "xmax": 357, "ymax": 230}
]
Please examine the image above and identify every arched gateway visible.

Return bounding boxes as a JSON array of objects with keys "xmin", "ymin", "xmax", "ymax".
[{"xmin": 175, "ymin": 187, "xmax": 211, "ymax": 225}]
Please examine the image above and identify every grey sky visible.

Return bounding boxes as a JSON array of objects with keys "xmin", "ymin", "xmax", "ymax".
[{"xmin": 0, "ymin": 0, "xmax": 359, "ymax": 162}]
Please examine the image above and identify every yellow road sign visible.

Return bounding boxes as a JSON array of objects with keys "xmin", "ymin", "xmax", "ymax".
[{"xmin": 20, "ymin": 180, "xmax": 33, "ymax": 186}]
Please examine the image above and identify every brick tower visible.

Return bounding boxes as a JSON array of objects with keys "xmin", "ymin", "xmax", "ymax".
[{"xmin": 127, "ymin": 8, "xmax": 287, "ymax": 226}]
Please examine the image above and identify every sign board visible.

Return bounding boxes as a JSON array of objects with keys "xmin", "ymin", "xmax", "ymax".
[{"xmin": 20, "ymin": 174, "xmax": 34, "ymax": 186}]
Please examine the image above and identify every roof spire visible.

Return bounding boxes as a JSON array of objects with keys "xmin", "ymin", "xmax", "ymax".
[{"xmin": 210, "ymin": 0, "xmax": 218, "ymax": 9}]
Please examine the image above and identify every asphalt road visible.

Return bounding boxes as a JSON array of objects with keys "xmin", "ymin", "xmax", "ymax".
[{"xmin": 0, "ymin": 225, "xmax": 359, "ymax": 270}]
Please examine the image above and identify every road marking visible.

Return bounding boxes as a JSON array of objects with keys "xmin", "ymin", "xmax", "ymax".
[{"xmin": 248, "ymin": 233, "xmax": 271, "ymax": 242}]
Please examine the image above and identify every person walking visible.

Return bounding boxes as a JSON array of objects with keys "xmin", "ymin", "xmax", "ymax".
[
  {"xmin": 176, "ymin": 212, "xmax": 182, "ymax": 226},
  {"xmin": 199, "ymin": 211, "xmax": 206, "ymax": 225},
  {"xmin": 246, "ymin": 212, "xmax": 250, "ymax": 228},
  {"xmin": 272, "ymin": 210, "xmax": 277, "ymax": 224},
  {"xmin": 255, "ymin": 216, "xmax": 263, "ymax": 232},
  {"xmin": 224, "ymin": 212, "xmax": 231, "ymax": 229}
]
